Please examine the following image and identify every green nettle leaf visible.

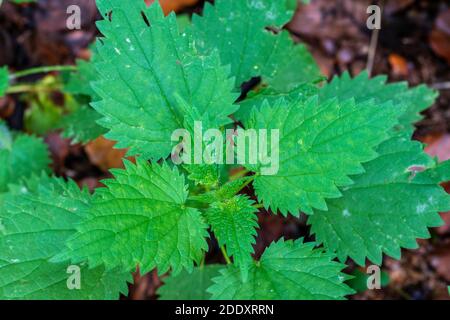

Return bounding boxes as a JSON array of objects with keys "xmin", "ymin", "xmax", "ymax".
[
  {"xmin": 206, "ymin": 195, "xmax": 258, "ymax": 280},
  {"xmin": 235, "ymin": 83, "xmax": 318, "ymax": 124},
  {"xmin": 319, "ymin": 71, "xmax": 438, "ymax": 132},
  {"xmin": 246, "ymin": 96, "xmax": 403, "ymax": 215},
  {"xmin": 0, "ymin": 66, "xmax": 9, "ymax": 97},
  {"xmin": 61, "ymin": 54, "xmax": 107, "ymax": 144},
  {"xmin": 64, "ymin": 59, "xmax": 99, "ymax": 99},
  {"xmin": 426, "ymin": 160, "xmax": 450, "ymax": 182},
  {"xmin": 92, "ymin": 0, "xmax": 238, "ymax": 160},
  {"xmin": 60, "ymin": 105, "xmax": 107, "ymax": 144},
  {"xmin": 1, "ymin": 0, "xmax": 447, "ymax": 302},
  {"xmin": 56, "ymin": 159, "xmax": 209, "ymax": 275},
  {"xmin": 0, "ymin": 176, "xmax": 130, "ymax": 299},
  {"xmin": 0, "ymin": 120, "xmax": 12, "ymax": 149},
  {"xmin": 0, "ymin": 123, "xmax": 50, "ymax": 192},
  {"xmin": 208, "ymin": 239, "xmax": 354, "ymax": 300},
  {"xmin": 192, "ymin": 0, "xmax": 321, "ymax": 91},
  {"xmin": 158, "ymin": 265, "xmax": 222, "ymax": 300},
  {"xmin": 309, "ymin": 136, "xmax": 450, "ymax": 265}
]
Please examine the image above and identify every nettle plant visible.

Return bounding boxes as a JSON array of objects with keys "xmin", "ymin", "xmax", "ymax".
[{"xmin": 0, "ymin": 0, "xmax": 449, "ymax": 300}]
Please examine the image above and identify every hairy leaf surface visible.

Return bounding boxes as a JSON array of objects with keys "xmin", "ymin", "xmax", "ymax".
[
  {"xmin": 0, "ymin": 176, "xmax": 130, "ymax": 299},
  {"xmin": 206, "ymin": 195, "xmax": 258, "ymax": 280},
  {"xmin": 58, "ymin": 159, "xmax": 209, "ymax": 274},
  {"xmin": 246, "ymin": 96, "xmax": 403, "ymax": 215},
  {"xmin": 92, "ymin": 0, "xmax": 238, "ymax": 160},
  {"xmin": 192, "ymin": 0, "xmax": 320, "ymax": 91},
  {"xmin": 319, "ymin": 71, "xmax": 438, "ymax": 132},
  {"xmin": 309, "ymin": 136, "xmax": 450, "ymax": 265},
  {"xmin": 208, "ymin": 239, "xmax": 353, "ymax": 300},
  {"xmin": 0, "ymin": 123, "xmax": 50, "ymax": 192}
]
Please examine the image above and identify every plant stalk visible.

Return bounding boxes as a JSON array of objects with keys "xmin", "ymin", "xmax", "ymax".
[
  {"xmin": 220, "ymin": 246, "xmax": 232, "ymax": 265},
  {"xmin": 10, "ymin": 65, "xmax": 77, "ymax": 80}
]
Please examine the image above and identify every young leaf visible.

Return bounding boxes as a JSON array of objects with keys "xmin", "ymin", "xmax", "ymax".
[
  {"xmin": 0, "ymin": 123, "xmax": 50, "ymax": 192},
  {"xmin": 189, "ymin": 176, "xmax": 254, "ymax": 204},
  {"xmin": 246, "ymin": 96, "xmax": 403, "ymax": 215},
  {"xmin": 59, "ymin": 105, "xmax": 107, "ymax": 144},
  {"xmin": 192, "ymin": 0, "xmax": 321, "ymax": 91},
  {"xmin": 309, "ymin": 136, "xmax": 450, "ymax": 265},
  {"xmin": 158, "ymin": 265, "xmax": 222, "ymax": 300},
  {"xmin": 0, "ymin": 66, "xmax": 8, "ymax": 97},
  {"xmin": 319, "ymin": 71, "xmax": 438, "ymax": 132},
  {"xmin": 185, "ymin": 164, "xmax": 221, "ymax": 188},
  {"xmin": 56, "ymin": 159, "xmax": 209, "ymax": 275},
  {"xmin": 0, "ymin": 175, "xmax": 130, "ymax": 299},
  {"xmin": 92, "ymin": 0, "xmax": 238, "ymax": 160},
  {"xmin": 206, "ymin": 195, "xmax": 258, "ymax": 280},
  {"xmin": 208, "ymin": 239, "xmax": 354, "ymax": 300}
]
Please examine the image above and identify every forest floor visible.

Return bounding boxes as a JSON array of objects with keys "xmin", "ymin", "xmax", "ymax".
[{"xmin": 0, "ymin": 0, "xmax": 449, "ymax": 300}]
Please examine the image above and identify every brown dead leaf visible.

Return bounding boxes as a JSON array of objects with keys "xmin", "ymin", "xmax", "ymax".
[
  {"xmin": 145, "ymin": 0, "xmax": 198, "ymax": 14},
  {"xmin": 430, "ymin": 9, "xmax": 450, "ymax": 65},
  {"xmin": 77, "ymin": 177, "xmax": 103, "ymax": 193},
  {"xmin": 388, "ymin": 53, "xmax": 409, "ymax": 77},
  {"xmin": 44, "ymin": 132, "xmax": 70, "ymax": 172},
  {"xmin": 85, "ymin": 136, "xmax": 129, "ymax": 171},
  {"xmin": 0, "ymin": 96, "xmax": 14, "ymax": 118},
  {"xmin": 424, "ymin": 133, "xmax": 450, "ymax": 162}
]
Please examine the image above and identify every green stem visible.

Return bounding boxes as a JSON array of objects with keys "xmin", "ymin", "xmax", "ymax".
[
  {"xmin": 6, "ymin": 83, "xmax": 63, "ymax": 94},
  {"xmin": 10, "ymin": 65, "xmax": 77, "ymax": 79},
  {"xmin": 252, "ymin": 203, "xmax": 264, "ymax": 209},
  {"xmin": 220, "ymin": 246, "xmax": 232, "ymax": 265},
  {"xmin": 185, "ymin": 198, "xmax": 209, "ymax": 210},
  {"xmin": 199, "ymin": 254, "xmax": 205, "ymax": 269},
  {"xmin": 235, "ymin": 174, "xmax": 256, "ymax": 194}
]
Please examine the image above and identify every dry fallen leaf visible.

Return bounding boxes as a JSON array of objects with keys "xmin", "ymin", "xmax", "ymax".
[
  {"xmin": 85, "ymin": 136, "xmax": 129, "ymax": 171},
  {"xmin": 388, "ymin": 53, "xmax": 409, "ymax": 77},
  {"xmin": 145, "ymin": 0, "xmax": 198, "ymax": 14},
  {"xmin": 430, "ymin": 9, "xmax": 450, "ymax": 65},
  {"xmin": 44, "ymin": 132, "xmax": 70, "ymax": 172},
  {"xmin": 424, "ymin": 133, "xmax": 450, "ymax": 162}
]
